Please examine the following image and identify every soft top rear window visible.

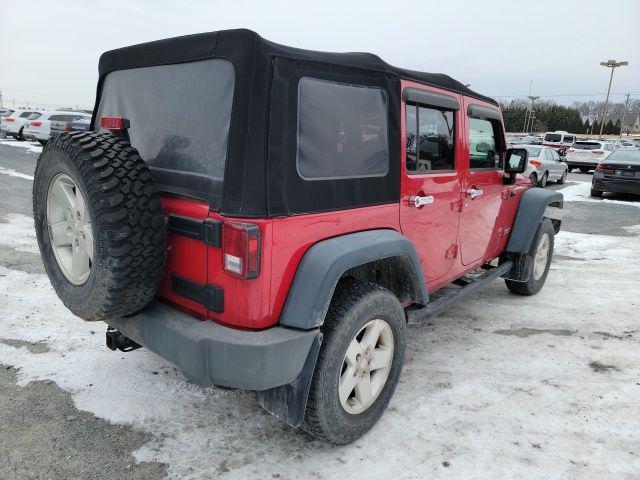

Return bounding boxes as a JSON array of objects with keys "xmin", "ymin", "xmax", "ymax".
[
  {"xmin": 573, "ymin": 142, "xmax": 602, "ymax": 150},
  {"xmin": 95, "ymin": 59, "xmax": 235, "ymax": 208},
  {"xmin": 544, "ymin": 133, "xmax": 562, "ymax": 142}
]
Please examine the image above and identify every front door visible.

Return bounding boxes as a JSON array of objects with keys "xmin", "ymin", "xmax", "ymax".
[
  {"xmin": 459, "ymin": 102, "xmax": 506, "ymax": 265},
  {"xmin": 399, "ymin": 83, "xmax": 463, "ymax": 286}
]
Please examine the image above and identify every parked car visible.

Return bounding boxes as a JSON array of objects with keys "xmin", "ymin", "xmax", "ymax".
[
  {"xmin": 619, "ymin": 140, "xmax": 636, "ymax": 150},
  {"xmin": 0, "ymin": 108, "xmax": 14, "ymax": 138},
  {"xmin": 543, "ymin": 130, "xmax": 576, "ymax": 156},
  {"xmin": 591, "ymin": 149, "xmax": 640, "ymax": 197},
  {"xmin": 522, "ymin": 145, "xmax": 568, "ymax": 187},
  {"xmin": 32, "ymin": 29, "xmax": 563, "ymax": 445},
  {"xmin": 23, "ymin": 111, "xmax": 91, "ymax": 145},
  {"xmin": 0, "ymin": 109, "xmax": 42, "ymax": 140},
  {"xmin": 49, "ymin": 113, "xmax": 92, "ymax": 137},
  {"xmin": 565, "ymin": 140, "xmax": 614, "ymax": 173},
  {"xmin": 66, "ymin": 117, "xmax": 91, "ymax": 132}
]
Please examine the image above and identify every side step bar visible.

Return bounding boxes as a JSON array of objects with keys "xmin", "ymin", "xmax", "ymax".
[{"xmin": 406, "ymin": 260, "xmax": 513, "ymax": 325}]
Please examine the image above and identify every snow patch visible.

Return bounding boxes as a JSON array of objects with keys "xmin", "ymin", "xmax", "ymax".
[
  {"xmin": 560, "ymin": 181, "xmax": 640, "ymax": 208},
  {"xmin": 0, "ymin": 138, "xmax": 43, "ymax": 155},
  {"xmin": 0, "ymin": 166, "xmax": 34, "ymax": 181},
  {"xmin": 0, "ymin": 213, "xmax": 39, "ymax": 254}
]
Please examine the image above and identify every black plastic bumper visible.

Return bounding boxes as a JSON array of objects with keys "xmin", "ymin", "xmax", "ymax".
[{"xmin": 106, "ymin": 301, "xmax": 320, "ymax": 391}]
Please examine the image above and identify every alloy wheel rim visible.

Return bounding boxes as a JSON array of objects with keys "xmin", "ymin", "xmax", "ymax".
[
  {"xmin": 533, "ymin": 232, "xmax": 550, "ymax": 280},
  {"xmin": 339, "ymin": 318, "xmax": 394, "ymax": 415},
  {"xmin": 46, "ymin": 173, "xmax": 93, "ymax": 285}
]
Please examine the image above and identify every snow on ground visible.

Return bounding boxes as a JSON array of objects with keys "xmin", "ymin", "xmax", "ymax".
[
  {"xmin": 0, "ymin": 137, "xmax": 43, "ymax": 155},
  {"xmin": 561, "ymin": 180, "xmax": 640, "ymax": 208},
  {"xmin": 0, "ymin": 189, "xmax": 639, "ymax": 479},
  {"xmin": 0, "ymin": 214, "xmax": 39, "ymax": 253},
  {"xmin": 0, "ymin": 166, "xmax": 34, "ymax": 181}
]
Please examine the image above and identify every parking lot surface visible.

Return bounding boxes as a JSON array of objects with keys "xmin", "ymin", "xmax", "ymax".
[{"xmin": 0, "ymin": 139, "xmax": 639, "ymax": 479}]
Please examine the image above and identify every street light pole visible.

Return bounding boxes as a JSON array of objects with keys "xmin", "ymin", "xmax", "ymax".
[
  {"xmin": 598, "ymin": 59, "xmax": 628, "ymax": 140},
  {"xmin": 526, "ymin": 95, "xmax": 539, "ymax": 133},
  {"xmin": 620, "ymin": 93, "xmax": 630, "ymax": 139}
]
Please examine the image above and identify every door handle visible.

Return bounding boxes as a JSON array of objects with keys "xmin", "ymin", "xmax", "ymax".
[
  {"xmin": 466, "ymin": 188, "xmax": 484, "ymax": 199},
  {"xmin": 409, "ymin": 195, "xmax": 434, "ymax": 207}
]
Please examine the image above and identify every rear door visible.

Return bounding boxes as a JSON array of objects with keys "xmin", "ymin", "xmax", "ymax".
[
  {"xmin": 459, "ymin": 102, "xmax": 506, "ymax": 266},
  {"xmin": 399, "ymin": 82, "xmax": 463, "ymax": 286}
]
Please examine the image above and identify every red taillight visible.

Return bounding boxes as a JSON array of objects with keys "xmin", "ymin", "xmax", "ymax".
[
  {"xmin": 222, "ymin": 222, "xmax": 261, "ymax": 279},
  {"xmin": 100, "ymin": 116, "xmax": 125, "ymax": 130},
  {"xmin": 596, "ymin": 164, "xmax": 615, "ymax": 174},
  {"xmin": 5, "ymin": 118, "xmax": 15, "ymax": 122},
  {"xmin": 31, "ymin": 121, "xmax": 42, "ymax": 127},
  {"xmin": 529, "ymin": 160, "xmax": 542, "ymax": 167}
]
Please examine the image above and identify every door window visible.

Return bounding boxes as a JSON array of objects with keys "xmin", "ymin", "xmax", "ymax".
[
  {"xmin": 405, "ymin": 104, "xmax": 455, "ymax": 173},
  {"xmin": 468, "ymin": 117, "xmax": 501, "ymax": 169}
]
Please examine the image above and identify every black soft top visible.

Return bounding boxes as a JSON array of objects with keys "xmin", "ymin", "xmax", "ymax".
[
  {"xmin": 98, "ymin": 28, "xmax": 497, "ymax": 106},
  {"xmin": 94, "ymin": 29, "xmax": 499, "ymax": 218}
]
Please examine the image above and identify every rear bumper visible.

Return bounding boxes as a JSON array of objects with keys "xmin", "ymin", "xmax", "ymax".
[
  {"xmin": 566, "ymin": 159, "xmax": 598, "ymax": 168},
  {"xmin": 107, "ymin": 301, "xmax": 320, "ymax": 391},
  {"xmin": 593, "ymin": 173, "xmax": 640, "ymax": 194}
]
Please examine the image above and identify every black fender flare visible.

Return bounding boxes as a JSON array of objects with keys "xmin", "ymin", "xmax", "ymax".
[
  {"xmin": 279, "ymin": 229, "xmax": 428, "ymax": 330},
  {"xmin": 506, "ymin": 187, "xmax": 563, "ymax": 253}
]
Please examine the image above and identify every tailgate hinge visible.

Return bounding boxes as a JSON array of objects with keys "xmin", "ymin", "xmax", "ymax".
[
  {"xmin": 171, "ymin": 275, "xmax": 224, "ymax": 312},
  {"xmin": 167, "ymin": 214, "xmax": 222, "ymax": 247}
]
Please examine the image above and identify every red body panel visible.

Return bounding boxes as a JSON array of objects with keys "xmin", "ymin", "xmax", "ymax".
[{"xmin": 156, "ymin": 81, "xmax": 529, "ymax": 330}]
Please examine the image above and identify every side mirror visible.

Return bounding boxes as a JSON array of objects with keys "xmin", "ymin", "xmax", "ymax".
[{"xmin": 504, "ymin": 148, "xmax": 528, "ymax": 184}]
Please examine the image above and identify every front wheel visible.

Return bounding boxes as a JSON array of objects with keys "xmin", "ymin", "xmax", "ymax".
[
  {"xmin": 590, "ymin": 188, "xmax": 603, "ymax": 198},
  {"xmin": 579, "ymin": 167, "xmax": 590, "ymax": 173},
  {"xmin": 506, "ymin": 218, "xmax": 555, "ymax": 296},
  {"xmin": 557, "ymin": 170, "xmax": 567, "ymax": 184},
  {"xmin": 302, "ymin": 280, "xmax": 406, "ymax": 444}
]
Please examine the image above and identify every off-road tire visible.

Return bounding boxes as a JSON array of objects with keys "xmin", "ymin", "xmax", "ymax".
[
  {"xmin": 557, "ymin": 170, "xmax": 567, "ymax": 184},
  {"xmin": 590, "ymin": 188, "xmax": 603, "ymax": 198},
  {"xmin": 302, "ymin": 279, "xmax": 406, "ymax": 444},
  {"xmin": 33, "ymin": 131, "xmax": 166, "ymax": 321},
  {"xmin": 505, "ymin": 218, "xmax": 554, "ymax": 296}
]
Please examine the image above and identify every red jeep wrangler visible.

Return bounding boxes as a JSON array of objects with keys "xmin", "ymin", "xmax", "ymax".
[{"xmin": 33, "ymin": 29, "xmax": 563, "ymax": 444}]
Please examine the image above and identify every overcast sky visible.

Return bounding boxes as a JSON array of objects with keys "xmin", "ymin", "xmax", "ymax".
[{"xmin": 1, "ymin": 0, "xmax": 638, "ymax": 109}]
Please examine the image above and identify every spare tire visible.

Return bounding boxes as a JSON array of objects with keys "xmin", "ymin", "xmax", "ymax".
[{"xmin": 33, "ymin": 132, "xmax": 166, "ymax": 321}]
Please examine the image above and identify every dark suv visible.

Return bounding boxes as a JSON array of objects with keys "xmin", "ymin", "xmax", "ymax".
[{"xmin": 33, "ymin": 29, "xmax": 562, "ymax": 444}]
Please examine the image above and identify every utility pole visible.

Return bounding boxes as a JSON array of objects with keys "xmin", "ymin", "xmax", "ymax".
[
  {"xmin": 620, "ymin": 93, "xmax": 630, "ymax": 139},
  {"xmin": 522, "ymin": 80, "xmax": 533, "ymax": 133},
  {"xmin": 525, "ymin": 95, "xmax": 539, "ymax": 133},
  {"xmin": 0, "ymin": 90, "xmax": 3, "ymax": 108},
  {"xmin": 599, "ymin": 59, "xmax": 628, "ymax": 140}
]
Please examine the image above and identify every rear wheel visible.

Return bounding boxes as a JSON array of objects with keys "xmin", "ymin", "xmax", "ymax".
[
  {"xmin": 506, "ymin": 218, "xmax": 554, "ymax": 296},
  {"xmin": 16, "ymin": 127, "xmax": 25, "ymax": 141},
  {"xmin": 557, "ymin": 169, "xmax": 567, "ymax": 184},
  {"xmin": 529, "ymin": 172, "xmax": 538, "ymax": 186},
  {"xmin": 38, "ymin": 139, "xmax": 47, "ymax": 146},
  {"xmin": 539, "ymin": 172, "xmax": 549, "ymax": 188},
  {"xmin": 302, "ymin": 280, "xmax": 406, "ymax": 444},
  {"xmin": 567, "ymin": 166, "xmax": 573, "ymax": 173},
  {"xmin": 579, "ymin": 167, "xmax": 590, "ymax": 173},
  {"xmin": 590, "ymin": 188, "xmax": 603, "ymax": 198},
  {"xmin": 33, "ymin": 132, "xmax": 166, "ymax": 321}
]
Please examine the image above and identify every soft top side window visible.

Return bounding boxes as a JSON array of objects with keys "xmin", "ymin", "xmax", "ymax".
[{"xmin": 296, "ymin": 77, "xmax": 389, "ymax": 180}]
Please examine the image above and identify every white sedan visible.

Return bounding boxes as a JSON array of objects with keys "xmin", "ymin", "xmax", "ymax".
[
  {"xmin": 23, "ymin": 111, "xmax": 91, "ymax": 144},
  {"xmin": 521, "ymin": 144, "xmax": 568, "ymax": 187}
]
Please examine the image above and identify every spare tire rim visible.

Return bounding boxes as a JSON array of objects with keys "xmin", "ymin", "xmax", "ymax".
[
  {"xmin": 533, "ymin": 232, "xmax": 550, "ymax": 281},
  {"xmin": 339, "ymin": 318, "xmax": 394, "ymax": 415},
  {"xmin": 46, "ymin": 173, "xmax": 93, "ymax": 285}
]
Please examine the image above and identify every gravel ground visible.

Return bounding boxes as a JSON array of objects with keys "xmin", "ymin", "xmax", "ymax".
[{"xmin": 0, "ymin": 139, "xmax": 639, "ymax": 479}]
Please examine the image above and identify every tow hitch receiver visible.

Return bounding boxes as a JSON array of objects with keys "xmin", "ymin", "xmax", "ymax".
[{"xmin": 106, "ymin": 327, "xmax": 141, "ymax": 352}]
